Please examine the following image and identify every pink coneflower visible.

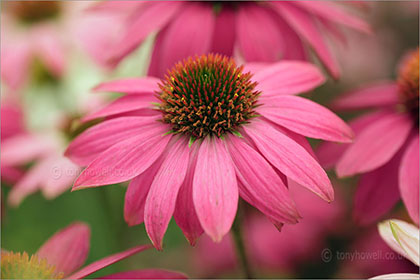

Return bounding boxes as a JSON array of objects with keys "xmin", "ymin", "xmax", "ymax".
[
  {"xmin": 317, "ymin": 49, "xmax": 419, "ymax": 226},
  {"xmin": 84, "ymin": 1, "xmax": 370, "ymax": 78},
  {"xmin": 1, "ymin": 222, "xmax": 186, "ymax": 279},
  {"xmin": 66, "ymin": 54, "xmax": 353, "ymax": 249}
]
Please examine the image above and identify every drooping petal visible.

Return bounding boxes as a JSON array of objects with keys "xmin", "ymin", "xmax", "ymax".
[
  {"xmin": 337, "ymin": 112, "xmax": 413, "ymax": 177},
  {"xmin": 173, "ymin": 143, "xmax": 204, "ymax": 246},
  {"xmin": 226, "ymin": 135, "xmax": 299, "ymax": 224},
  {"xmin": 237, "ymin": 5, "xmax": 284, "ymax": 62},
  {"xmin": 353, "ymin": 154, "xmax": 402, "ymax": 225},
  {"xmin": 124, "ymin": 158, "xmax": 163, "ymax": 226},
  {"xmin": 211, "ymin": 6, "xmax": 236, "ymax": 56},
  {"xmin": 244, "ymin": 120, "xmax": 333, "ymax": 202},
  {"xmin": 399, "ymin": 135, "xmax": 420, "ymax": 225},
  {"xmin": 100, "ymin": 269, "xmax": 187, "ymax": 279},
  {"xmin": 107, "ymin": 2, "xmax": 182, "ymax": 65},
  {"xmin": 65, "ymin": 116, "xmax": 159, "ymax": 166},
  {"xmin": 259, "ymin": 95, "xmax": 353, "ymax": 142},
  {"xmin": 37, "ymin": 222, "xmax": 90, "ymax": 277},
  {"xmin": 147, "ymin": 3, "xmax": 214, "ymax": 77},
  {"xmin": 73, "ymin": 131, "xmax": 171, "ymax": 189},
  {"xmin": 82, "ymin": 95, "xmax": 157, "ymax": 122},
  {"xmin": 253, "ymin": 61, "xmax": 325, "ymax": 97},
  {"xmin": 93, "ymin": 78, "xmax": 160, "ymax": 94},
  {"xmin": 271, "ymin": 2, "xmax": 340, "ymax": 78},
  {"xmin": 193, "ymin": 137, "xmax": 238, "ymax": 242},
  {"xmin": 332, "ymin": 82, "xmax": 400, "ymax": 111},
  {"xmin": 144, "ymin": 138, "xmax": 190, "ymax": 250},
  {"xmin": 68, "ymin": 245, "xmax": 152, "ymax": 279}
]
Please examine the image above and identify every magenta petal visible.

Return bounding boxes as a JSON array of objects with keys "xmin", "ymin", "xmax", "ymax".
[
  {"xmin": 73, "ymin": 132, "xmax": 171, "ymax": 189},
  {"xmin": 337, "ymin": 112, "xmax": 413, "ymax": 177},
  {"xmin": 353, "ymin": 155, "xmax": 402, "ymax": 225},
  {"xmin": 124, "ymin": 159, "xmax": 162, "ymax": 227},
  {"xmin": 244, "ymin": 120, "xmax": 333, "ymax": 202},
  {"xmin": 173, "ymin": 143, "xmax": 204, "ymax": 246},
  {"xmin": 65, "ymin": 116, "xmax": 159, "ymax": 166},
  {"xmin": 100, "ymin": 269, "xmax": 187, "ymax": 279},
  {"xmin": 259, "ymin": 95, "xmax": 353, "ymax": 142},
  {"xmin": 82, "ymin": 95, "xmax": 157, "ymax": 122},
  {"xmin": 34, "ymin": 26, "xmax": 65, "ymax": 77},
  {"xmin": 37, "ymin": 222, "xmax": 90, "ymax": 277},
  {"xmin": 237, "ymin": 5, "xmax": 284, "ymax": 62},
  {"xmin": 333, "ymin": 81, "xmax": 400, "ymax": 111},
  {"xmin": 107, "ymin": 2, "xmax": 182, "ymax": 65},
  {"xmin": 147, "ymin": 3, "xmax": 214, "ymax": 78},
  {"xmin": 399, "ymin": 135, "xmax": 419, "ymax": 225},
  {"xmin": 69, "ymin": 245, "xmax": 152, "ymax": 279},
  {"xmin": 253, "ymin": 61, "xmax": 325, "ymax": 96},
  {"xmin": 144, "ymin": 138, "xmax": 190, "ymax": 250},
  {"xmin": 226, "ymin": 135, "xmax": 299, "ymax": 224},
  {"xmin": 193, "ymin": 137, "xmax": 238, "ymax": 242},
  {"xmin": 93, "ymin": 78, "xmax": 160, "ymax": 94},
  {"xmin": 272, "ymin": 2, "xmax": 340, "ymax": 78},
  {"xmin": 211, "ymin": 6, "xmax": 236, "ymax": 56}
]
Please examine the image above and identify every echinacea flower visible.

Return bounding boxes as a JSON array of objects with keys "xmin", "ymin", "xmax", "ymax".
[
  {"xmin": 317, "ymin": 49, "xmax": 419, "ymax": 226},
  {"xmin": 372, "ymin": 219, "xmax": 420, "ymax": 279},
  {"xmin": 66, "ymin": 54, "xmax": 353, "ymax": 249},
  {"xmin": 1, "ymin": 222, "xmax": 186, "ymax": 279},
  {"xmin": 84, "ymin": 1, "xmax": 370, "ymax": 78}
]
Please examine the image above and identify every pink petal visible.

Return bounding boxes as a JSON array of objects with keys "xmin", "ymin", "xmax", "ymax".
[
  {"xmin": 0, "ymin": 39, "xmax": 31, "ymax": 90},
  {"xmin": 144, "ymin": 138, "xmax": 190, "ymax": 250},
  {"xmin": 124, "ymin": 158, "xmax": 163, "ymax": 227},
  {"xmin": 93, "ymin": 78, "xmax": 160, "ymax": 94},
  {"xmin": 65, "ymin": 116, "xmax": 159, "ymax": 166},
  {"xmin": 82, "ymin": 95, "xmax": 157, "ymax": 122},
  {"xmin": 173, "ymin": 143, "xmax": 204, "ymax": 246},
  {"xmin": 147, "ymin": 3, "xmax": 214, "ymax": 78},
  {"xmin": 293, "ymin": 1, "xmax": 371, "ymax": 33},
  {"xmin": 353, "ymin": 154, "xmax": 402, "ymax": 225},
  {"xmin": 259, "ymin": 95, "xmax": 353, "ymax": 142},
  {"xmin": 211, "ymin": 6, "xmax": 236, "ymax": 56},
  {"xmin": 100, "ymin": 269, "xmax": 187, "ymax": 279},
  {"xmin": 237, "ymin": 5, "xmax": 284, "ymax": 62},
  {"xmin": 333, "ymin": 82, "xmax": 400, "ymax": 111},
  {"xmin": 399, "ymin": 135, "xmax": 419, "ymax": 225},
  {"xmin": 226, "ymin": 135, "xmax": 299, "ymax": 224},
  {"xmin": 68, "ymin": 245, "xmax": 152, "ymax": 279},
  {"xmin": 107, "ymin": 2, "xmax": 182, "ymax": 65},
  {"xmin": 253, "ymin": 61, "xmax": 325, "ymax": 97},
  {"xmin": 193, "ymin": 137, "xmax": 238, "ymax": 242},
  {"xmin": 336, "ymin": 112, "xmax": 413, "ymax": 177},
  {"xmin": 37, "ymin": 222, "xmax": 90, "ymax": 277},
  {"xmin": 73, "ymin": 131, "xmax": 171, "ymax": 189},
  {"xmin": 272, "ymin": 2, "xmax": 340, "ymax": 78},
  {"xmin": 244, "ymin": 120, "xmax": 333, "ymax": 202}
]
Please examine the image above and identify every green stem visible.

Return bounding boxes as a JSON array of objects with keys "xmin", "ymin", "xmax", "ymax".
[{"xmin": 232, "ymin": 206, "xmax": 254, "ymax": 279}]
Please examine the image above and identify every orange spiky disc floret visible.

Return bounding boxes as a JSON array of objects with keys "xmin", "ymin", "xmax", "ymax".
[
  {"xmin": 398, "ymin": 48, "xmax": 419, "ymax": 126},
  {"xmin": 157, "ymin": 54, "xmax": 261, "ymax": 139},
  {"xmin": 1, "ymin": 251, "xmax": 64, "ymax": 279}
]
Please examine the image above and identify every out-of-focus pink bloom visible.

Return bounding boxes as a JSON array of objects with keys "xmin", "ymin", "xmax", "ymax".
[
  {"xmin": 66, "ymin": 54, "xmax": 353, "ymax": 249},
  {"xmin": 193, "ymin": 181, "xmax": 345, "ymax": 277},
  {"xmin": 0, "ymin": 222, "xmax": 186, "ymax": 279},
  {"xmin": 337, "ymin": 227, "xmax": 418, "ymax": 278},
  {"xmin": 84, "ymin": 1, "xmax": 370, "ymax": 78},
  {"xmin": 317, "ymin": 49, "xmax": 419, "ymax": 226}
]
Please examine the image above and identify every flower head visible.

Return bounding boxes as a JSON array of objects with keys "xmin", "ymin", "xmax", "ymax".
[
  {"xmin": 66, "ymin": 54, "xmax": 353, "ymax": 249},
  {"xmin": 84, "ymin": 1, "xmax": 370, "ymax": 78}
]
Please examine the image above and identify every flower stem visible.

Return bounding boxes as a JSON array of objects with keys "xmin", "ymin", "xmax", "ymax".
[{"xmin": 232, "ymin": 205, "xmax": 254, "ymax": 279}]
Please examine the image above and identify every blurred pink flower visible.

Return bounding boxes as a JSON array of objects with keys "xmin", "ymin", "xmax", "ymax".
[
  {"xmin": 66, "ymin": 54, "xmax": 353, "ymax": 250},
  {"xmin": 1, "ymin": 222, "xmax": 186, "ymax": 279},
  {"xmin": 193, "ymin": 181, "xmax": 345, "ymax": 277},
  {"xmin": 84, "ymin": 1, "xmax": 370, "ymax": 78},
  {"xmin": 317, "ymin": 49, "xmax": 419, "ymax": 226}
]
